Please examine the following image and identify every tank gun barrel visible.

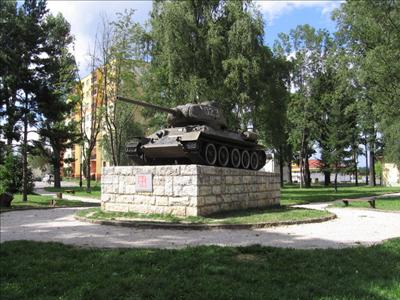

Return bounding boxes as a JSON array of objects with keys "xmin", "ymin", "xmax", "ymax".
[{"xmin": 117, "ymin": 96, "xmax": 177, "ymax": 115}]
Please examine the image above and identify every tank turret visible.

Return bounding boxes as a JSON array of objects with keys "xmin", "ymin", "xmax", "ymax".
[
  {"xmin": 117, "ymin": 96, "xmax": 227, "ymax": 129},
  {"xmin": 118, "ymin": 96, "xmax": 266, "ymax": 170}
]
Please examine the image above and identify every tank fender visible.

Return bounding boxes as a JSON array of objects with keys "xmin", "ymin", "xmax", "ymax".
[{"xmin": 181, "ymin": 131, "xmax": 202, "ymax": 141}]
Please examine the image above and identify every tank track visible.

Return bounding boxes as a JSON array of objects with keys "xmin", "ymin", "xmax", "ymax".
[{"xmin": 126, "ymin": 137, "xmax": 266, "ymax": 170}]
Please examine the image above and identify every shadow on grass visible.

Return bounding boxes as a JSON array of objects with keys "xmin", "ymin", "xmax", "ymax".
[{"xmin": 1, "ymin": 239, "xmax": 399, "ymax": 299}]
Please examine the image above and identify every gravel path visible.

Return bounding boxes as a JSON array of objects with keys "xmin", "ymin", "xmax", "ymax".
[{"xmin": 1, "ymin": 202, "xmax": 399, "ymax": 249}]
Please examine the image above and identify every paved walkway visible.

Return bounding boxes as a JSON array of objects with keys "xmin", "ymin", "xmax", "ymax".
[{"xmin": 1, "ymin": 199, "xmax": 400, "ymax": 249}]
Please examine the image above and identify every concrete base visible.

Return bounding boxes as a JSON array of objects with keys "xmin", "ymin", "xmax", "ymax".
[{"xmin": 101, "ymin": 165, "xmax": 280, "ymax": 217}]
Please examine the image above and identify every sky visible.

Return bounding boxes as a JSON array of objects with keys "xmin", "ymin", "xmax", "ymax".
[{"xmin": 47, "ymin": 0, "xmax": 341, "ymax": 77}]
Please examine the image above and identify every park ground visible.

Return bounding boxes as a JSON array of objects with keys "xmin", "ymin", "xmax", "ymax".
[{"xmin": 1, "ymin": 183, "xmax": 400, "ymax": 299}]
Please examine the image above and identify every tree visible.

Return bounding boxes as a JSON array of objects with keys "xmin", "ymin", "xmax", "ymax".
[
  {"xmin": 96, "ymin": 10, "xmax": 146, "ymax": 166},
  {"xmin": 79, "ymin": 65, "xmax": 104, "ymax": 192},
  {"xmin": 255, "ymin": 49, "xmax": 291, "ymax": 186},
  {"xmin": 0, "ymin": 0, "xmax": 48, "ymax": 201},
  {"xmin": 275, "ymin": 25, "xmax": 334, "ymax": 188},
  {"xmin": 144, "ymin": 0, "xmax": 267, "ymax": 129},
  {"xmin": 333, "ymin": 0, "xmax": 400, "ymax": 168},
  {"xmin": 35, "ymin": 13, "xmax": 79, "ymax": 188}
]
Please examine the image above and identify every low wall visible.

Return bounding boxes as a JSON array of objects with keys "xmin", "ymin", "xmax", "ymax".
[{"xmin": 101, "ymin": 165, "xmax": 280, "ymax": 217}]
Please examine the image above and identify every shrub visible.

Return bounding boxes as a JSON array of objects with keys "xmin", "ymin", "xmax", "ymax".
[{"xmin": 0, "ymin": 153, "xmax": 34, "ymax": 194}]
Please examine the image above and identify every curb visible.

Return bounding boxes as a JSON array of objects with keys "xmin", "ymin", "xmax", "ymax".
[{"xmin": 74, "ymin": 213, "xmax": 337, "ymax": 230}]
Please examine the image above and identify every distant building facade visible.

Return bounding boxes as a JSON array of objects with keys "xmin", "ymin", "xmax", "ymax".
[
  {"xmin": 63, "ymin": 68, "xmax": 145, "ymax": 181},
  {"xmin": 382, "ymin": 163, "xmax": 400, "ymax": 187}
]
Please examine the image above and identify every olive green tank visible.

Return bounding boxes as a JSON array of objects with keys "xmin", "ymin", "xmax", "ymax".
[{"xmin": 118, "ymin": 96, "xmax": 266, "ymax": 170}]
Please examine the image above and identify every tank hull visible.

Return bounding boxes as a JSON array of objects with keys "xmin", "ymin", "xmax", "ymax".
[{"xmin": 126, "ymin": 125, "xmax": 266, "ymax": 170}]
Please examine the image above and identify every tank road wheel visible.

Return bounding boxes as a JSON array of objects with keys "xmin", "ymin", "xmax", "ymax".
[
  {"xmin": 204, "ymin": 143, "xmax": 218, "ymax": 165},
  {"xmin": 231, "ymin": 148, "xmax": 241, "ymax": 168},
  {"xmin": 218, "ymin": 146, "xmax": 230, "ymax": 167},
  {"xmin": 250, "ymin": 152, "xmax": 259, "ymax": 170},
  {"xmin": 241, "ymin": 150, "xmax": 251, "ymax": 169}
]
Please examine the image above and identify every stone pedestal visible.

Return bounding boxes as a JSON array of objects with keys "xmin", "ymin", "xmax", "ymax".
[{"xmin": 101, "ymin": 165, "xmax": 280, "ymax": 217}]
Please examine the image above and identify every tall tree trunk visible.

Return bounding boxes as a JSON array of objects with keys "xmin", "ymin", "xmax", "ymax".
[
  {"xmin": 324, "ymin": 171, "xmax": 331, "ymax": 187},
  {"xmin": 86, "ymin": 149, "xmax": 91, "ymax": 193},
  {"xmin": 288, "ymin": 160, "xmax": 292, "ymax": 184},
  {"xmin": 299, "ymin": 130, "xmax": 306, "ymax": 188},
  {"xmin": 299, "ymin": 155, "xmax": 304, "ymax": 188},
  {"xmin": 354, "ymin": 152, "xmax": 358, "ymax": 186},
  {"xmin": 53, "ymin": 150, "xmax": 61, "ymax": 189},
  {"xmin": 304, "ymin": 156, "xmax": 311, "ymax": 188},
  {"xmin": 365, "ymin": 141, "xmax": 369, "ymax": 185},
  {"xmin": 369, "ymin": 147, "xmax": 376, "ymax": 186},
  {"xmin": 79, "ymin": 159, "xmax": 83, "ymax": 188},
  {"xmin": 22, "ymin": 107, "xmax": 28, "ymax": 202},
  {"xmin": 279, "ymin": 150, "xmax": 284, "ymax": 188},
  {"xmin": 334, "ymin": 169, "xmax": 338, "ymax": 192}
]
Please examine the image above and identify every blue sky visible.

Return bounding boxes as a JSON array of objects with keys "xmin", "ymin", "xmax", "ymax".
[{"xmin": 47, "ymin": 0, "xmax": 342, "ymax": 77}]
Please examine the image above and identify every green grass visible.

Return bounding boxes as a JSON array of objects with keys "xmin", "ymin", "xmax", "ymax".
[
  {"xmin": 332, "ymin": 197, "xmax": 400, "ymax": 211},
  {"xmin": 0, "ymin": 194, "xmax": 98, "ymax": 213},
  {"xmin": 281, "ymin": 184, "xmax": 400, "ymax": 206},
  {"xmin": 44, "ymin": 183, "xmax": 101, "ymax": 199},
  {"xmin": 1, "ymin": 239, "xmax": 399, "ymax": 299},
  {"xmin": 77, "ymin": 206, "xmax": 333, "ymax": 225}
]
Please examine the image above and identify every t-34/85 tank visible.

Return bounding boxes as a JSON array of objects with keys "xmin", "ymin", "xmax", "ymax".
[{"xmin": 117, "ymin": 96, "xmax": 267, "ymax": 170}]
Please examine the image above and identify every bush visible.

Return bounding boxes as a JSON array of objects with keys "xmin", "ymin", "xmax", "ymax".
[{"xmin": 0, "ymin": 153, "xmax": 34, "ymax": 194}]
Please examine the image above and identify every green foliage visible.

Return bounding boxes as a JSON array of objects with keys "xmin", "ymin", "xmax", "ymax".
[
  {"xmin": 144, "ymin": 0, "xmax": 270, "ymax": 129},
  {"xmin": 333, "ymin": 0, "xmax": 400, "ymax": 166},
  {"xmin": 0, "ymin": 153, "xmax": 34, "ymax": 194},
  {"xmin": 36, "ymin": 13, "xmax": 79, "ymax": 187},
  {"xmin": 1, "ymin": 239, "xmax": 400, "ymax": 299}
]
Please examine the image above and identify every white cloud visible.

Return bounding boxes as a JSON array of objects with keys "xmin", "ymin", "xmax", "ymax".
[
  {"xmin": 255, "ymin": 1, "xmax": 342, "ymax": 24},
  {"xmin": 47, "ymin": 1, "xmax": 152, "ymax": 77}
]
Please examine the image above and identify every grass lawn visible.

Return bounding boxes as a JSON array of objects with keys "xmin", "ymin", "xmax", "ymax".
[
  {"xmin": 1, "ymin": 239, "xmax": 399, "ymax": 299},
  {"xmin": 281, "ymin": 184, "xmax": 400, "ymax": 206},
  {"xmin": 44, "ymin": 184, "xmax": 101, "ymax": 199},
  {"xmin": 332, "ymin": 197, "xmax": 400, "ymax": 211},
  {"xmin": 0, "ymin": 194, "xmax": 98, "ymax": 213},
  {"xmin": 77, "ymin": 206, "xmax": 333, "ymax": 225}
]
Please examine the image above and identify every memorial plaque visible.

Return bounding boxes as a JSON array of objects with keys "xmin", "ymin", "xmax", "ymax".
[{"xmin": 136, "ymin": 173, "xmax": 153, "ymax": 192}]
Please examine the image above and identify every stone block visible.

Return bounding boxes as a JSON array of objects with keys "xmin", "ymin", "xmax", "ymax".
[
  {"xmin": 169, "ymin": 196, "xmax": 189, "ymax": 206},
  {"xmin": 199, "ymin": 185, "xmax": 212, "ymax": 196},
  {"xmin": 155, "ymin": 196, "xmax": 169, "ymax": 206},
  {"xmin": 185, "ymin": 206, "xmax": 198, "ymax": 216},
  {"xmin": 205, "ymin": 195, "xmax": 217, "ymax": 205},
  {"xmin": 212, "ymin": 185, "xmax": 221, "ymax": 194},
  {"xmin": 180, "ymin": 165, "xmax": 197, "ymax": 175},
  {"xmin": 156, "ymin": 165, "xmax": 180, "ymax": 176}
]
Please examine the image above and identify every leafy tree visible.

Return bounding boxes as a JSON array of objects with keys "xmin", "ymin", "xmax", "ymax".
[
  {"xmin": 35, "ymin": 13, "xmax": 79, "ymax": 189},
  {"xmin": 95, "ymin": 10, "xmax": 146, "ymax": 166},
  {"xmin": 333, "ymin": 0, "xmax": 400, "ymax": 169},
  {"xmin": 144, "ymin": 0, "xmax": 267, "ymax": 129},
  {"xmin": 275, "ymin": 25, "xmax": 334, "ymax": 188},
  {"xmin": 0, "ymin": 0, "xmax": 48, "ymax": 201},
  {"xmin": 255, "ymin": 49, "xmax": 291, "ymax": 186}
]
